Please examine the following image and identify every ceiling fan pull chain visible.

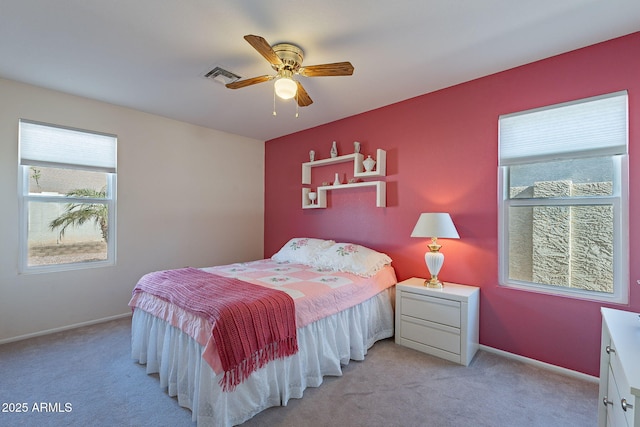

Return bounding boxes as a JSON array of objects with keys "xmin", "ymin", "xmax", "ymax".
[{"xmin": 273, "ymin": 86, "xmax": 277, "ymax": 116}]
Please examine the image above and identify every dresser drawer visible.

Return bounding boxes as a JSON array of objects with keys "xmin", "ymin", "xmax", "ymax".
[
  {"xmin": 401, "ymin": 292, "xmax": 461, "ymax": 327},
  {"xmin": 610, "ymin": 342, "xmax": 636, "ymax": 426},
  {"xmin": 399, "ymin": 315, "xmax": 461, "ymax": 355},
  {"xmin": 598, "ymin": 308, "xmax": 640, "ymax": 427},
  {"xmin": 607, "ymin": 365, "xmax": 630, "ymax": 427}
]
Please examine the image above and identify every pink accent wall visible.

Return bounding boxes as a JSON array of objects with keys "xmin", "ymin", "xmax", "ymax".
[{"xmin": 265, "ymin": 32, "xmax": 640, "ymax": 376}]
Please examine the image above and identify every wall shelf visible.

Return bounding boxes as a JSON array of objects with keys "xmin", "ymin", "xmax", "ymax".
[
  {"xmin": 302, "ymin": 149, "xmax": 387, "ymax": 209},
  {"xmin": 302, "ymin": 182, "xmax": 386, "ymax": 209},
  {"xmin": 302, "ymin": 149, "xmax": 386, "ymax": 184}
]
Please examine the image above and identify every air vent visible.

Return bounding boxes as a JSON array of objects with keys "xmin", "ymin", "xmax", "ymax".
[{"xmin": 204, "ymin": 66, "xmax": 241, "ymax": 85}]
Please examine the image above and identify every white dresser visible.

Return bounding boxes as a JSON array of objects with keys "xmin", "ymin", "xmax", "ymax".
[
  {"xmin": 395, "ymin": 278, "xmax": 479, "ymax": 366},
  {"xmin": 599, "ymin": 307, "xmax": 640, "ymax": 427}
]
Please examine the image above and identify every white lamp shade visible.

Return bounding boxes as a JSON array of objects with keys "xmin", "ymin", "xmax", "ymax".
[
  {"xmin": 274, "ymin": 77, "xmax": 297, "ymax": 99},
  {"xmin": 411, "ymin": 213, "xmax": 459, "ymax": 239}
]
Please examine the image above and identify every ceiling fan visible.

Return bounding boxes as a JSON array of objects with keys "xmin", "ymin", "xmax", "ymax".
[{"xmin": 226, "ymin": 35, "xmax": 354, "ymax": 107}]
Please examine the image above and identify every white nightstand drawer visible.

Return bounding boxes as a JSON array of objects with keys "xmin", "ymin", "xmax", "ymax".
[
  {"xmin": 401, "ymin": 292, "xmax": 461, "ymax": 328},
  {"xmin": 400, "ymin": 315, "xmax": 461, "ymax": 354}
]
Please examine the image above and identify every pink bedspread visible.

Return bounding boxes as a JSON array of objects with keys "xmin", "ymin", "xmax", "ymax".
[{"xmin": 128, "ymin": 259, "xmax": 397, "ymax": 374}]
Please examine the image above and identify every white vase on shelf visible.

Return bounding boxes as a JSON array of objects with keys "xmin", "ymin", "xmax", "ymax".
[
  {"xmin": 308, "ymin": 192, "xmax": 317, "ymax": 205},
  {"xmin": 333, "ymin": 173, "xmax": 341, "ymax": 186},
  {"xmin": 363, "ymin": 155, "xmax": 376, "ymax": 172},
  {"xmin": 330, "ymin": 141, "xmax": 338, "ymax": 158}
]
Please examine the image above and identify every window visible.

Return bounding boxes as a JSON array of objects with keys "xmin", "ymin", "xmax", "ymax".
[
  {"xmin": 498, "ymin": 91, "xmax": 628, "ymax": 303},
  {"xmin": 18, "ymin": 119, "xmax": 117, "ymax": 273}
]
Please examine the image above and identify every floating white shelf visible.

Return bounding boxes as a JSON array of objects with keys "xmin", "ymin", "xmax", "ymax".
[
  {"xmin": 302, "ymin": 149, "xmax": 387, "ymax": 209},
  {"xmin": 302, "ymin": 182, "xmax": 386, "ymax": 209},
  {"xmin": 302, "ymin": 149, "xmax": 386, "ymax": 184}
]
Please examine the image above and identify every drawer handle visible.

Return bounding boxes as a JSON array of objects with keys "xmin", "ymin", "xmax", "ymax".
[
  {"xmin": 606, "ymin": 345, "xmax": 616, "ymax": 354},
  {"xmin": 603, "ymin": 397, "xmax": 613, "ymax": 407},
  {"xmin": 621, "ymin": 398, "xmax": 633, "ymax": 412}
]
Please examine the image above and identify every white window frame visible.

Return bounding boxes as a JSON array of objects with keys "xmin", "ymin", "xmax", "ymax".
[
  {"xmin": 18, "ymin": 119, "xmax": 117, "ymax": 274},
  {"xmin": 498, "ymin": 92, "xmax": 629, "ymax": 304}
]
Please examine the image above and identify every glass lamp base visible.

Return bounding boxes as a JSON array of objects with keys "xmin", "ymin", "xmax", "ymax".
[{"xmin": 424, "ymin": 251, "xmax": 445, "ymax": 288}]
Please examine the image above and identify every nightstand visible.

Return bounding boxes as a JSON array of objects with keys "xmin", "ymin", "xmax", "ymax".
[{"xmin": 395, "ymin": 277, "xmax": 480, "ymax": 366}]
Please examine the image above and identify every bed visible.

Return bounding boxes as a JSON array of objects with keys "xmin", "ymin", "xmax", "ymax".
[{"xmin": 129, "ymin": 238, "xmax": 397, "ymax": 427}]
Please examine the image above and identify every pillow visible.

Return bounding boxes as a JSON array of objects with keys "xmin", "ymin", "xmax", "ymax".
[
  {"xmin": 314, "ymin": 242, "xmax": 392, "ymax": 277},
  {"xmin": 271, "ymin": 238, "xmax": 335, "ymax": 265}
]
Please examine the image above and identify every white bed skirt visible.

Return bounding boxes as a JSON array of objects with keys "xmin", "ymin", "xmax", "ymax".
[{"xmin": 131, "ymin": 289, "xmax": 394, "ymax": 427}]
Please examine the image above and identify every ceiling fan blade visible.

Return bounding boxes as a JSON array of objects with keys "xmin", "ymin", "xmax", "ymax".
[
  {"xmin": 296, "ymin": 81, "xmax": 313, "ymax": 107},
  {"xmin": 298, "ymin": 62, "xmax": 354, "ymax": 77},
  {"xmin": 244, "ymin": 34, "xmax": 283, "ymax": 66},
  {"xmin": 225, "ymin": 75, "xmax": 273, "ymax": 89}
]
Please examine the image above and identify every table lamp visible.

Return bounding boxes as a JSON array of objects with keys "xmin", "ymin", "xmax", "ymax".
[{"xmin": 410, "ymin": 213, "xmax": 459, "ymax": 288}]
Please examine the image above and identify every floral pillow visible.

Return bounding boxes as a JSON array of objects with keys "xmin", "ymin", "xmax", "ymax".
[
  {"xmin": 314, "ymin": 242, "xmax": 392, "ymax": 277},
  {"xmin": 271, "ymin": 238, "xmax": 335, "ymax": 265}
]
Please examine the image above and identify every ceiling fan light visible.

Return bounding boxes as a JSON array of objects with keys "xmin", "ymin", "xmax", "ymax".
[{"xmin": 274, "ymin": 77, "xmax": 297, "ymax": 99}]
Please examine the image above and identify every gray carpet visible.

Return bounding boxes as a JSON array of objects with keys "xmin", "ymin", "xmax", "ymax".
[{"xmin": 0, "ymin": 317, "xmax": 598, "ymax": 427}]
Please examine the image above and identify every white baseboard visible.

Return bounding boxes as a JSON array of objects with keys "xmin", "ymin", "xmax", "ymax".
[
  {"xmin": 479, "ymin": 344, "xmax": 599, "ymax": 384},
  {"xmin": 0, "ymin": 312, "xmax": 132, "ymax": 346}
]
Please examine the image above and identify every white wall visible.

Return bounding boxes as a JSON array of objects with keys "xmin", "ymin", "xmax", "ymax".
[{"xmin": 0, "ymin": 78, "xmax": 265, "ymax": 343}]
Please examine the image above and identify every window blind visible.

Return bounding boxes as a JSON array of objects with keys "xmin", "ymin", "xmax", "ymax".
[
  {"xmin": 19, "ymin": 119, "xmax": 117, "ymax": 173},
  {"xmin": 499, "ymin": 91, "xmax": 628, "ymax": 166}
]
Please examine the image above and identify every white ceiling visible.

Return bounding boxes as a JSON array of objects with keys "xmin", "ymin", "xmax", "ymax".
[{"xmin": 1, "ymin": 0, "xmax": 639, "ymax": 141}]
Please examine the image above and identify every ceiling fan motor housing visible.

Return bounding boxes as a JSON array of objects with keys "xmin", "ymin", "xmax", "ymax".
[{"xmin": 271, "ymin": 43, "xmax": 304, "ymax": 73}]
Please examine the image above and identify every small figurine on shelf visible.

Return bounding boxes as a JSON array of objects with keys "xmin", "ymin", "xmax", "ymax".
[
  {"xmin": 363, "ymin": 155, "xmax": 376, "ymax": 172},
  {"xmin": 354, "ymin": 141, "xmax": 361, "ymax": 153},
  {"xmin": 309, "ymin": 150, "xmax": 315, "ymax": 162},
  {"xmin": 330, "ymin": 141, "xmax": 338, "ymax": 158}
]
